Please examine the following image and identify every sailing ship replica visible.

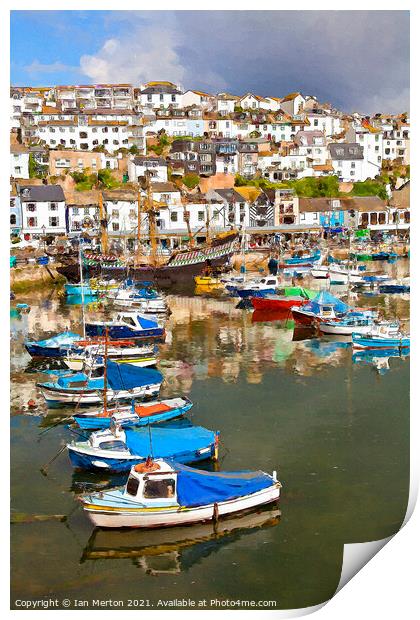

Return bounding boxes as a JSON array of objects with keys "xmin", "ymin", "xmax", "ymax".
[{"xmin": 56, "ymin": 175, "xmax": 238, "ymax": 286}]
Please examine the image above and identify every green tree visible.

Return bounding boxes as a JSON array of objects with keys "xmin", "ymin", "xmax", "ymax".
[{"xmin": 182, "ymin": 173, "xmax": 200, "ymax": 189}]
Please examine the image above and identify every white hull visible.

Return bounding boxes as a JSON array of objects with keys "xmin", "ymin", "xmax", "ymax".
[
  {"xmin": 64, "ymin": 356, "xmax": 157, "ymax": 372},
  {"xmin": 84, "ymin": 484, "xmax": 281, "ymax": 528},
  {"xmin": 319, "ymin": 323, "xmax": 373, "ymax": 335},
  {"xmin": 40, "ymin": 383, "xmax": 161, "ymax": 404},
  {"xmin": 310, "ymin": 268, "xmax": 329, "ymax": 279}
]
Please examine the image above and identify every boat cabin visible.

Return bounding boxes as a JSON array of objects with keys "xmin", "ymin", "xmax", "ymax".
[
  {"xmin": 124, "ymin": 461, "xmax": 178, "ymax": 505},
  {"xmin": 89, "ymin": 426, "xmax": 128, "ymax": 451}
]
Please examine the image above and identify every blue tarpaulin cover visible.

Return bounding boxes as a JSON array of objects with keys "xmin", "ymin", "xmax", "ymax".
[
  {"xmin": 124, "ymin": 426, "xmax": 215, "ymax": 457},
  {"xmin": 107, "ymin": 361, "xmax": 162, "ymax": 390},
  {"xmin": 300, "ymin": 290, "xmax": 349, "ymax": 315},
  {"xmin": 174, "ymin": 462, "xmax": 274, "ymax": 507},
  {"xmin": 26, "ymin": 331, "xmax": 80, "ymax": 348},
  {"xmin": 137, "ymin": 315, "xmax": 159, "ymax": 329},
  {"xmin": 57, "ymin": 372, "xmax": 103, "ymax": 390}
]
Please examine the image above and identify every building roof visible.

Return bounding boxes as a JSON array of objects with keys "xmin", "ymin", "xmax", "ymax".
[
  {"xmin": 293, "ymin": 130, "xmax": 325, "ymax": 146},
  {"xmin": 213, "ymin": 188, "xmax": 246, "ymax": 203},
  {"xmin": 103, "ymin": 189, "xmax": 138, "ymax": 201},
  {"xmin": 233, "ymin": 186, "xmax": 262, "ymax": 202},
  {"xmin": 282, "ymin": 92, "xmax": 302, "ymax": 102},
  {"xmin": 328, "ymin": 143, "xmax": 364, "ymax": 160},
  {"xmin": 65, "ymin": 190, "xmax": 100, "ymax": 206},
  {"xmin": 132, "ymin": 156, "xmax": 167, "ymax": 166},
  {"xmin": 140, "ymin": 84, "xmax": 181, "ymax": 95},
  {"xmin": 150, "ymin": 182, "xmax": 180, "ymax": 193},
  {"xmin": 299, "ymin": 196, "xmax": 387, "ymax": 213},
  {"xmin": 18, "ymin": 184, "xmax": 65, "ymax": 202},
  {"xmin": 390, "ymin": 181, "xmax": 410, "ymax": 209}
]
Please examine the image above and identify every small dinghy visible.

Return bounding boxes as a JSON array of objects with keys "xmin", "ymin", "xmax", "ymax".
[
  {"xmin": 85, "ymin": 312, "xmax": 165, "ymax": 341},
  {"xmin": 37, "ymin": 361, "xmax": 163, "ymax": 406},
  {"xmin": 109, "ymin": 289, "xmax": 169, "ymax": 314},
  {"xmin": 73, "ymin": 396, "xmax": 193, "ymax": 430},
  {"xmin": 68, "ymin": 426, "xmax": 219, "ymax": 472},
  {"xmin": 25, "ymin": 331, "xmax": 81, "ymax": 358},
  {"xmin": 236, "ymin": 276, "xmax": 280, "ymax": 299},
  {"xmin": 78, "ymin": 458, "xmax": 281, "ymax": 528},
  {"xmin": 352, "ymin": 324, "xmax": 410, "ymax": 350},
  {"xmin": 318, "ymin": 315, "xmax": 375, "ymax": 336},
  {"xmin": 63, "ymin": 340, "xmax": 157, "ymax": 371}
]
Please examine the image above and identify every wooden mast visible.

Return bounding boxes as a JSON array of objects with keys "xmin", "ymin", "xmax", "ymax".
[
  {"xmin": 181, "ymin": 192, "xmax": 194, "ymax": 247},
  {"xmin": 103, "ymin": 327, "xmax": 109, "ymax": 417},
  {"xmin": 136, "ymin": 189, "xmax": 142, "ymax": 264},
  {"xmin": 98, "ymin": 191, "xmax": 108, "ymax": 254},
  {"xmin": 146, "ymin": 176, "xmax": 158, "ymax": 264}
]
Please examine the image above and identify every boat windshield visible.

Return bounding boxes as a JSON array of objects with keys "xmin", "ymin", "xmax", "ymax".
[
  {"xmin": 98, "ymin": 440, "xmax": 126, "ymax": 451},
  {"xmin": 126, "ymin": 475, "xmax": 140, "ymax": 497},
  {"xmin": 144, "ymin": 478, "xmax": 176, "ymax": 499}
]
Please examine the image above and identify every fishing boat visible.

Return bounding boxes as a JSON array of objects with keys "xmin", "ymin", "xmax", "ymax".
[
  {"xmin": 63, "ymin": 341, "xmax": 158, "ymax": 371},
  {"xmin": 194, "ymin": 275, "xmax": 221, "ymax": 287},
  {"xmin": 85, "ymin": 312, "xmax": 165, "ymax": 341},
  {"xmin": 64, "ymin": 283, "xmax": 99, "ymax": 297},
  {"xmin": 109, "ymin": 289, "xmax": 169, "ymax": 314},
  {"xmin": 73, "ymin": 396, "xmax": 193, "ymax": 430},
  {"xmin": 291, "ymin": 290, "xmax": 378, "ymax": 326},
  {"xmin": 68, "ymin": 426, "xmax": 219, "ymax": 473},
  {"xmin": 36, "ymin": 361, "xmax": 163, "ymax": 405},
  {"xmin": 352, "ymin": 324, "xmax": 410, "ymax": 350},
  {"xmin": 236, "ymin": 276, "xmax": 280, "ymax": 299},
  {"xmin": 250, "ymin": 287, "xmax": 316, "ymax": 311},
  {"xmin": 318, "ymin": 315, "xmax": 375, "ymax": 336},
  {"xmin": 25, "ymin": 331, "xmax": 81, "ymax": 358},
  {"xmin": 379, "ymin": 279, "xmax": 410, "ymax": 294},
  {"xmin": 78, "ymin": 458, "xmax": 281, "ymax": 528},
  {"xmin": 278, "ymin": 249, "xmax": 321, "ymax": 269}
]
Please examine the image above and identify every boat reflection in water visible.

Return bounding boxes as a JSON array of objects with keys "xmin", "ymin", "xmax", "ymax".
[
  {"xmin": 251, "ymin": 308, "xmax": 294, "ymax": 326},
  {"xmin": 352, "ymin": 347, "xmax": 410, "ymax": 375},
  {"xmin": 80, "ymin": 506, "xmax": 281, "ymax": 574}
]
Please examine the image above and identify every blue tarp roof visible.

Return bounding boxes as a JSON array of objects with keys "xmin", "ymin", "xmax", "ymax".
[
  {"xmin": 107, "ymin": 361, "xmax": 162, "ymax": 390},
  {"xmin": 300, "ymin": 290, "xmax": 349, "ymax": 315},
  {"xmin": 174, "ymin": 462, "xmax": 274, "ymax": 507},
  {"xmin": 26, "ymin": 331, "xmax": 80, "ymax": 348},
  {"xmin": 124, "ymin": 426, "xmax": 215, "ymax": 458}
]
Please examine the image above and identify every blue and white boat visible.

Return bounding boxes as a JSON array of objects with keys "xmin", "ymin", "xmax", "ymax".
[
  {"xmin": 37, "ymin": 361, "xmax": 163, "ymax": 405},
  {"xmin": 64, "ymin": 283, "xmax": 98, "ymax": 297},
  {"xmin": 108, "ymin": 289, "xmax": 169, "ymax": 314},
  {"xmin": 236, "ymin": 276, "xmax": 280, "ymax": 299},
  {"xmin": 318, "ymin": 315, "xmax": 374, "ymax": 335},
  {"xmin": 73, "ymin": 396, "xmax": 193, "ymax": 430},
  {"xmin": 85, "ymin": 312, "xmax": 165, "ymax": 341},
  {"xmin": 352, "ymin": 324, "xmax": 410, "ymax": 350},
  {"xmin": 79, "ymin": 458, "xmax": 281, "ymax": 528},
  {"xmin": 68, "ymin": 426, "xmax": 219, "ymax": 473},
  {"xmin": 379, "ymin": 279, "xmax": 410, "ymax": 294},
  {"xmin": 25, "ymin": 331, "xmax": 81, "ymax": 358},
  {"xmin": 281, "ymin": 249, "xmax": 321, "ymax": 267}
]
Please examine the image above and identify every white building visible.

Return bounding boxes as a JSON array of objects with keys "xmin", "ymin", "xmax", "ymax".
[
  {"xmin": 182, "ymin": 90, "xmax": 214, "ymax": 109},
  {"xmin": 19, "ymin": 184, "xmax": 66, "ymax": 239},
  {"xmin": 328, "ymin": 142, "xmax": 381, "ymax": 181},
  {"xmin": 239, "ymin": 93, "xmax": 272, "ymax": 111},
  {"xmin": 10, "ymin": 146, "xmax": 30, "ymax": 178},
  {"xmin": 280, "ymin": 93, "xmax": 305, "ymax": 116},
  {"xmin": 137, "ymin": 82, "xmax": 183, "ymax": 111},
  {"xmin": 128, "ymin": 156, "xmax": 168, "ymax": 183}
]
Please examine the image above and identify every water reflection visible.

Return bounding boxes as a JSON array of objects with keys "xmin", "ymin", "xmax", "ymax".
[{"xmin": 80, "ymin": 507, "xmax": 281, "ymax": 573}]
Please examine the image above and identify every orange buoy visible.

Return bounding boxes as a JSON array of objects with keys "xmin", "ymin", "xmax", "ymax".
[
  {"xmin": 134, "ymin": 461, "xmax": 160, "ymax": 474},
  {"xmin": 27, "ymin": 399, "xmax": 36, "ymax": 408}
]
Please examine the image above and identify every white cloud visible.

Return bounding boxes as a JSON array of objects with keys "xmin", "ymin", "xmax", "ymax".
[
  {"xmin": 79, "ymin": 24, "xmax": 188, "ymax": 86},
  {"xmin": 24, "ymin": 60, "xmax": 79, "ymax": 75}
]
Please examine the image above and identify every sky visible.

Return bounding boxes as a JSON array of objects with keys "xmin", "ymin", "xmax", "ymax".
[{"xmin": 10, "ymin": 10, "xmax": 410, "ymax": 114}]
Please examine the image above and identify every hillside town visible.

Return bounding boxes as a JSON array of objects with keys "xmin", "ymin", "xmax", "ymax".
[{"xmin": 10, "ymin": 81, "xmax": 410, "ymax": 252}]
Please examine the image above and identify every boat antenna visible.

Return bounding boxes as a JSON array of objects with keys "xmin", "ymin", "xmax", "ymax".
[
  {"xmin": 103, "ymin": 327, "xmax": 109, "ymax": 416},
  {"xmin": 78, "ymin": 236, "xmax": 86, "ymax": 339},
  {"xmin": 147, "ymin": 422, "xmax": 154, "ymax": 461}
]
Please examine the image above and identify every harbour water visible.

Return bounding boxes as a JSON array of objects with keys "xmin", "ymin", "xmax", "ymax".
[{"xmin": 10, "ymin": 265, "xmax": 409, "ymax": 610}]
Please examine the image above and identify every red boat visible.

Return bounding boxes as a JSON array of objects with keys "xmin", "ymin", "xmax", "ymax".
[{"xmin": 251, "ymin": 295, "xmax": 308, "ymax": 311}]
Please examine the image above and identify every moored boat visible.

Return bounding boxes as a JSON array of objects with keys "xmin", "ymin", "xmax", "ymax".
[
  {"xmin": 73, "ymin": 396, "xmax": 193, "ymax": 430},
  {"xmin": 352, "ymin": 325, "xmax": 410, "ymax": 350},
  {"xmin": 85, "ymin": 312, "xmax": 165, "ymax": 341},
  {"xmin": 25, "ymin": 331, "xmax": 81, "ymax": 358},
  {"xmin": 78, "ymin": 458, "xmax": 281, "ymax": 528},
  {"xmin": 37, "ymin": 361, "xmax": 163, "ymax": 406},
  {"xmin": 68, "ymin": 426, "xmax": 219, "ymax": 473}
]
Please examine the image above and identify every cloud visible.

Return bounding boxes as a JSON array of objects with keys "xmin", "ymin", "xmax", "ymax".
[{"xmin": 24, "ymin": 60, "xmax": 80, "ymax": 75}]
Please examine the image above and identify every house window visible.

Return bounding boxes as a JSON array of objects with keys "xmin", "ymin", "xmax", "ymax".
[
  {"xmin": 50, "ymin": 203, "xmax": 58, "ymax": 211},
  {"xmin": 314, "ymin": 119, "xmax": 318, "ymax": 126},
  {"xmin": 73, "ymin": 207, "xmax": 79, "ymax": 215},
  {"xmin": 14, "ymin": 167, "xmax": 21, "ymax": 175},
  {"xmin": 10, "ymin": 214, "xmax": 16, "ymax": 225},
  {"xmin": 112, "ymin": 209, "xmax": 119, "ymax": 218},
  {"xmin": 129, "ymin": 209, "xmax": 136, "ymax": 219},
  {"xmin": 113, "ymin": 127, "xmax": 118, "ymax": 133},
  {"xmin": 27, "ymin": 217, "xmax": 37, "ymax": 227},
  {"xmin": 27, "ymin": 203, "xmax": 36, "ymax": 212},
  {"xmin": 112, "ymin": 223, "xmax": 119, "ymax": 231},
  {"xmin": 370, "ymin": 212, "xmax": 378, "ymax": 225},
  {"xmin": 160, "ymin": 94, "xmax": 164, "ymax": 101},
  {"xmin": 404, "ymin": 211, "xmax": 410, "ymax": 223},
  {"xmin": 73, "ymin": 221, "xmax": 81, "ymax": 230},
  {"xmin": 84, "ymin": 207, "xmax": 90, "ymax": 215},
  {"xmin": 49, "ymin": 217, "xmax": 59, "ymax": 227},
  {"xmin": 147, "ymin": 94, "xmax": 152, "ymax": 102},
  {"xmin": 301, "ymin": 213, "xmax": 306, "ymax": 221},
  {"xmin": 171, "ymin": 95, "xmax": 176, "ymax": 102},
  {"xmin": 170, "ymin": 212, "xmax": 178, "ymax": 222},
  {"xmin": 378, "ymin": 212, "xmax": 386, "ymax": 225}
]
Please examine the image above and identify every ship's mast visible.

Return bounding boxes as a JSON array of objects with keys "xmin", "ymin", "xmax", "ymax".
[
  {"xmin": 181, "ymin": 192, "xmax": 194, "ymax": 247},
  {"xmin": 136, "ymin": 189, "xmax": 143, "ymax": 264},
  {"xmin": 98, "ymin": 192, "xmax": 108, "ymax": 254}
]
